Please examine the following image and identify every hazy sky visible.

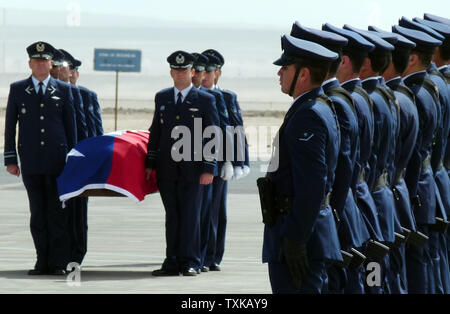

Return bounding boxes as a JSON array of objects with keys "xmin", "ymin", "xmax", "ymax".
[{"xmin": 0, "ymin": 0, "xmax": 449, "ymax": 30}]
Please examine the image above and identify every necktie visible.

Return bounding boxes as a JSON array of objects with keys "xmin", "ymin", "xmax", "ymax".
[
  {"xmin": 176, "ymin": 92, "xmax": 183, "ymax": 106},
  {"xmin": 38, "ymin": 82, "xmax": 44, "ymax": 99}
]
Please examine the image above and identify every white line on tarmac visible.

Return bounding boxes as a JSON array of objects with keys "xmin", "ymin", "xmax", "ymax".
[{"xmin": 0, "ymin": 183, "xmax": 23, "ymax": 190}]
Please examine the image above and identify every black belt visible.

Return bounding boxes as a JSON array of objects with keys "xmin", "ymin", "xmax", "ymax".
[
  {"xmin": 372, "ymin": 170, "xmax": 388, "ymax": 192},
  {"xmin": 422, "ymin": 155, "xmax": 431, "ymax": 173},
  {"xmin": 275, "ymin": 192, "xmax": 331, "ymax": 213}
]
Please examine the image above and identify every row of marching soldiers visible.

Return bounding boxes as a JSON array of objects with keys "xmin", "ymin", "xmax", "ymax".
[
  {"xmin": 3, "ymin": 41, "xmax": 103, "ymax": 275},
  {"xmin": 279, "ymin": 14, "xmax": 450, "ymax": 294}
]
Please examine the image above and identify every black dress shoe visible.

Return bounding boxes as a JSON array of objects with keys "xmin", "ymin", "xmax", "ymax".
[
  {"xmin": 182, "ymin": 268, "xmax": 198, "ymax": 276},
  {"xmin": 49, "ymin": 269, "xmax": 66, "ymax": 276},
  {"xmin": 201, "ymin": 266, "xmax": 209, "ymax": 273},
  {"xmin": 152, "ymin": 269, "xmax": 180, "ymax": 277},
  {"xmin": 28, "ymin": 269, "xmax": 48, "ymax": 276},
  {"xmin": 209, "ymin": 263, "xmax": 221, "ymax": 271}
]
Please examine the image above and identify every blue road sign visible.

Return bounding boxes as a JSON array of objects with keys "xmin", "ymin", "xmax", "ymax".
[{"xmin": 94, "ymin": 49, "xmax": 141, "ymax": 72}]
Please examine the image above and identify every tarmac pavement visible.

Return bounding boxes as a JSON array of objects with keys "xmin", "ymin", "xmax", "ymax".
[{"xmin": 0, "ymin": 159, "xmax": 272, "ymax": 294}]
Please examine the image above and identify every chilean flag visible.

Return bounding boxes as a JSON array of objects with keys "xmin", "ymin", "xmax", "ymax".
[{"xmin": 57, "ymin": 130, "xmax": 158, "ymax": 203}]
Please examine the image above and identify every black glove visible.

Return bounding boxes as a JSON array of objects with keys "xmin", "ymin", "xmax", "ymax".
[{"xmin": 279, "ymin": 238, "xmax": 309, "ymax": 290}]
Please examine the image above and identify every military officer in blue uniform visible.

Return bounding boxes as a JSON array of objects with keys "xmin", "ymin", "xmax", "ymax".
[
  {"xmin": 343, "ymin": 25, "xmax": 401, "ymax": 293},
  {"xmin": 199, "ymin": 54, "xmax": 234, "ymax": 272},
  {"xmin": 67, "ymin": 54, "xmax": 101, "ymax": 265},
  {"xmin": 145, "ymin": 51, "xmax": 220, "ymax": 276},
  {"xmin": 191, "ymin": 52, "xmax": 208, "ymax": 89},
  {"xmin": 57, "ymin": 49, "xmax": 88, "ymax": 142},
  {"xmin": 262, "ymin": 34, "xmax": 342, "ymax": 294},
  {"xmin": 370, "ymin": 26, "xmax": 420, "ymax": 294},
  {"xmin": 52, "ymin": 48, "xmax": 91, "ymax": 266},
  {"xmin": 4, "ymin": 42, "xmax": 77, "ymax": 275},
  {"xmin": 202, "ymin": 49, "xmax": 251, "ymax": 271},
  {"xmin": 324, "ymin": 24, "xmax": 390, "ymax": 294},
  {"xmin": 69, "ymin": 57, "xmax": 99, "ymax": 138},
  {"xmin": 290, "ymin": 22, "xmax": 370, "ymax": 294},
  {"xmin": 413, "ymin": 17, "xmax": 450, "ymax": 293},
  {"xmin": 190, "ymin": 52, "xmax": 214, "ymax": 272},
  {"xmin": 202, "ymin": 49, "xmax": 251, "ymax": 180},
  {"xmin": 393, "ymin": 25, "xmax": 442, "ymax": 293}
]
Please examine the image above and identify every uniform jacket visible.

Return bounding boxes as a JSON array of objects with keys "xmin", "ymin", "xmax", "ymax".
[
  {"xmin": 78, "ymin": 85, "xmax": 97, "ymax": 138},
  {"xmin": 404, "ymin": 71, "xmax": 439, "ymax": 224},
  {"xmin": 4, "ymin": 76, "xmax": 76, "ymax": 175},
  {"xmin": 146, "ymin": 87, "xmax": 220, "ymax": 183},
  {"xmin": 220, "ymin": 88, "xmax": 249, "ymax": 167},
  {"xmin": 263, "ymin": 87, "xmax": 342, "ymax": 263}
]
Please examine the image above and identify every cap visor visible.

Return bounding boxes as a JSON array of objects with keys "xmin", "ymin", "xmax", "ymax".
[
  {"xmin": 273, "ymin": 54, "xmax": 295, "ymax": 66},
  {"xmin": 31, "ymin": 54, "xmax": 52, "ymax": 60}
]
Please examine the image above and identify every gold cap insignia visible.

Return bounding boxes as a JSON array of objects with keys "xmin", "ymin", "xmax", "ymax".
[
  {"xmin": 36, "ymin": 43, "xmax": 45, "ymax": 52},
  {"xmin": 176, "ymin": 54, "xmax": 185, "ymax": 64}
]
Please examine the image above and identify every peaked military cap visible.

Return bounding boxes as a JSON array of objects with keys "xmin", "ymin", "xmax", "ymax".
[
  {"xmin": 72, "ymin": 59, "xmax": 82, "ymax": 70},
  {"xmin": 59, "ymin": 49, "xmax": 81, "ymax": 69},
  {"xmin": 399, "ymin": 16, "xmax": 445, "ymax": 41},
  {"xmin": 52, "ymin": 49, "xmax": 66, "ymax": 66},
  {"xmin": 205, "ymin": 54, "xmax": 221, "ymax": 72},
  {"xmin": 191, "ymin": 52, "xmax": 209, "ymax": 71},
  {"xmin": 343, "ymin": 24, "xmax": 395, "ymax": 51},
  {"xmin": 322, "ymin": 23, "xmax": 375, "ymax": 52},
  {"xmin": 424, "ymin": 13, "xmax": 450, "ymax": 26},
  {"xmin": 26, "ymin": 41, "xmax": 55, "ymax": 60},
  {"xmin": 393, "ymin": 25, "xmax": 442, "ymax": 52},
  {"xmin": 413, "ymin": 18, "xmax": 450, "ymax": 38},
  {"xmin": 368, "ymin": 25, "xmax": 416, "ymax": 49},
  {"xmin": 290, "ymin": 21, "xmax": 348, "ymax": 51},
  {"xmin": 167, "ymin": 51, "xmax": 196, "ymax": 69},
  {"xmin": 202, "ymin": 49, "xmax": 224, "ymax": 67},
  {"xmin": 273, "ymin": 34, "xmax": 338, "ymax": 66}
]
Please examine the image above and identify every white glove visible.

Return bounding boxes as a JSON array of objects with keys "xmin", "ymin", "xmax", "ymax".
[
  {"xmin": 220, "ymin": 161, "xmax": 234, "ymax": 181},
  {"xmin": 232, "ymin": 166, "xmax": 244, "ymax": 180},
  {"xmin": 242, "ymin": 165, "xmax": 250, "ymax": 178}
]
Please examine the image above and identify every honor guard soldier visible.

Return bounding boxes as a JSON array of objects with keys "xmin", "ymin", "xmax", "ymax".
[
  {"xmin": 393, "ymin": 25, "xmax": 442, "ymax": 293},
  {"xmin": 4, "ymin": 42, "xmax": 77, "ymax": 275},
  {"xmin": 370, "ymin": 26, "xmax": 420, "ymax": 294},
  {"xmin": 191, "ymin": 52, "xmax": 214, "ymax": 272},
  {"xmin": 202, "ymin": 49, "xmax": 251, "ymax": 271},
  {"xmin": 145, "ymin": 51, "xmax": 220, "ymax": 276},
  {"xmin": 421, "ymin": 14, "xmax": 450, "ymax": 292},
  {"xmin": 198, "ymin": 53, "xmax": 234, "ymax": 272},
  {"xmin": 191, "ymin": 52, "xmax": 208, "ymax": 89},
  {"xmin": 343, "ymin": 25, "xmax": 402, "ymax": 294},
  {"xmin": 58, "ymin": 49, "xmax": 88, "ymax": 142},
  {"xmin": 202, "ymin": 49, "xmax": 251, "ymax": 180},
  {"xmin": 324, "ymin": 24, "xmax": 391, "ymax": 293},
  {"xmin": 261, "ymin": 34, "xmax": 342, "ymax": 294},
  {"xmin": 53, "ymin": 49, "xmax": 90, "ymax": 265},
  {"xmin": 409, "ymin": 16, "xmax": 450, "ymax": 293},
  {"xmin": 290, "ymin": 22, "xmax": 370, "ymax": 294}
]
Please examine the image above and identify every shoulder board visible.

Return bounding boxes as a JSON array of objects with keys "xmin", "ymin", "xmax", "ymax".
[
  {"xmin": 443, "ymin": 70, "xmax": 450, "ymax": 84},
  {"xmin": 429, "ymin": 69, "xmax": 447, "ymax": 83},
  {"xmin": 422, "ymin": 77, "xmax": 440, "ymax": 104},
  {"xmin": 391, "ymin": 84, "xmax": 416, "ymax": 105},
  {"xmin": 354, "ymin": 85, "xmax": 374, "ymax": 115},
  {"xmin": 326, "ymin": 86, "xmax": 357, "ymax": 115},
  {"xmin": 375, "ymin": 85, "xmax": 400, "ymax": 115}
]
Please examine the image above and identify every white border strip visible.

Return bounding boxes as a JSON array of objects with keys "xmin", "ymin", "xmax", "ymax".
[{"xmin": 59, "ymin": 183, "xmax": 140, "ymax": 203}]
